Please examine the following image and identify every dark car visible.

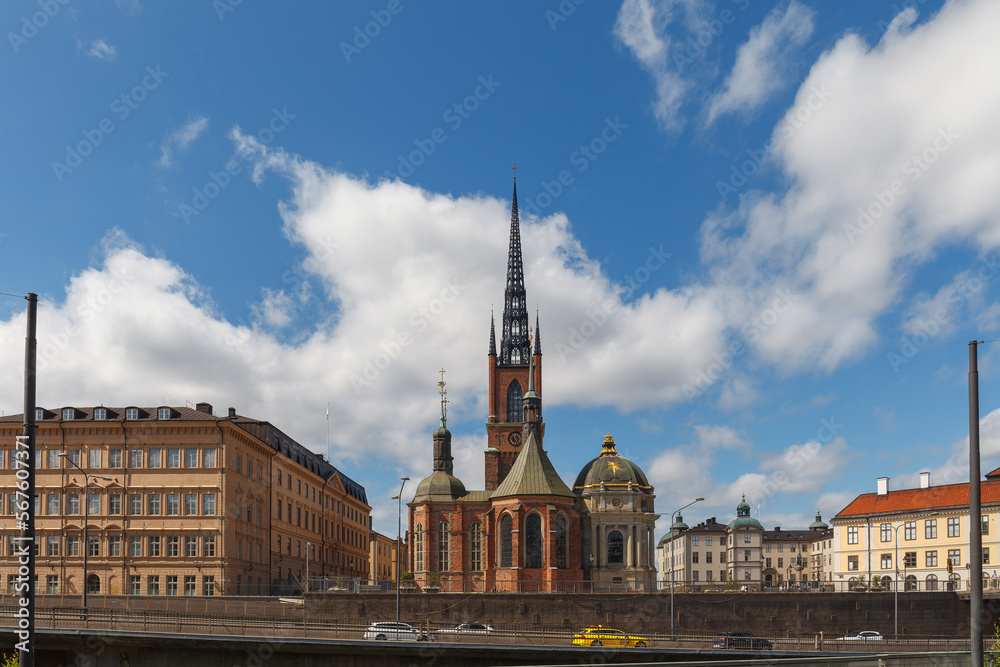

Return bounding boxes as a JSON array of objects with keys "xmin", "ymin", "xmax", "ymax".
[{"xmin": 713, "ymin": 632, "xmax": 773, "ymax": 650}]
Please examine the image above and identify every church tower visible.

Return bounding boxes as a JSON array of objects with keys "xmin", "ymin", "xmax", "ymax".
[{"xmin": 485, "ymin": 175, "xmax": 543, "ymax": 490}]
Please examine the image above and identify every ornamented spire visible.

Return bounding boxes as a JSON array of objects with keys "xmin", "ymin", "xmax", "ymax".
[
  {"xmin": 488, "ymin": 308, "xmax": 497, "ymax": 356},
  {"xmin": 437, "ymin": 368, "xmax": 448, "ymax": 428},
  {"xmin": 499, "ymin": 175, "xmax": 530, "ymax": 366},
  {"xmin": 534, "ymin": 311, "xmax": 542, "ymax": 356}
]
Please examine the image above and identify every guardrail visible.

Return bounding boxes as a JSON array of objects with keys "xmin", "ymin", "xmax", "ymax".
[{"xmin": 0, "ymin": 605, "xmax": 983, "ymax": 654}]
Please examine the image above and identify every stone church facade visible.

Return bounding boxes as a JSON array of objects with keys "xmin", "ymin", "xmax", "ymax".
[{"xmin": 407, "ymin": 179, "xmax": 659, "ymax": 592}]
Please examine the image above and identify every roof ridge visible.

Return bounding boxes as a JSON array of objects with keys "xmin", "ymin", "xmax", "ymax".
[{"xmin": 491, "ymin": 430, "xmax": 574, "ymax": 499}]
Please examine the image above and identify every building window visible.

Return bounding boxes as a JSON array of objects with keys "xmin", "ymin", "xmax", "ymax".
[
  {"xmin": 185, "ymin": 449, "xmax": 198, "ymax": 468},
  {"xmin": 983, "ymin": 515, "xmax": 990, "ymax": 536},
  {"xmin": 881, "ymin": 523, "xmax": 891, "ymax": 542},
  {"xmin": 744, "ymin": 550, "xmax": 750, "ymax": 561},
  {"xmin": 499, "ymin": 515, "xmax": 513, "ymax": 567},
  {"xmin": 415, "ymin": 524, "xmax": 423, "ymax": 571},
  {"xmin": 167, "ymin": 449, "xmax": 180, "ymax": 468},
  {"xmin": 88, "ymin": 449, "xmax": 101, "ymax": 468},
  {"xmin": 167, "ymin": 536, "xmax": 179, "ymax": 557},
  {"xmin": 926, "ymin": 519, "xmax": 937, "ymax": 539},
  {"xmin": 985, "ymin": 548, "xmax": 991, "ymax": 565},
  {"xmin": 129, "ymin": 449, "xmax": 142, "ymax": 468},
  {"xmin": 166, "ymin": 576, "xmax": 178, "ymax": 596},
  {"xmin": 236, "ymin": 455, "xmax": 243, "ymax": 475},
  {"xmin": 926, "ymin": 574, "xmax": 938, "ymax": 591},
  {"xmin": 158, "ymin": 408, "xmax": 172, "ymax": 420},
  {"xmin": 148, "ymin": 494, "xmax": 161, "ymax": 515},
  {"xmin": 204, "ymin": 449, "xmax": 216, "ymax": 468},
  {"xmin": 147, "ymin": 576, "xmax": 160, "ymax": 595},
  {"xmin": 607, "ymin": 530, "xmax": 624, "ymax": 564},
  {"xmin": 765, "ymin": 544, "xmax": 771, "ymax": 553},
  {"xmin": 148, "ymin": 536, "xmax": 161, "ymax": 557},
  {"xmin": 744, "ymin": 534, "xmax": 751, "ymax": 544},
  {"xmin": 438, "ymin": 521, "xmax": 450, "ymax": 571},
  {"xmin": 506, "ymin": 380, "xmax": 523, "ymax": 422},
  {"xmin": 67, "ymin": 494, "xmax": 80, "ymax": 515},
  {"xmin": 692, "ymin": 536, "xmax": 699, "ymax": 546},
  {"xmin": 904, "ymin": 552, "xmax": 917, "ymax": 568},
  {"xmin": 525, "ymin": 514, "xmax": 542, "ymax": 568},
  {"xmin": 94, "ymin": 408, "xmax": 106, "ymax": 421},
  {"xmin": 62, "ymin": 408, "xmax": 75, "ymax": 421},
  {"xmin": 109, "ymin": 449, "xmax": 122, "ymax": 468},
  {"xmin": 847, "ymin": 555, "xmax": 858, "ymax": 571},
  {"xmin": 46, "ymin": 536, "xmax": 59, "ymax": 556},
  {"xmin": 848, "ymin": 526, "xmax": 858, "ymax": 544},
  {"xmin": 948, "ymin": 517, "xmax": 960, "ymax": 538},
  {"xmin": 87, "ymin": 574, "xmax": 100, "ymax": 594},
  {"xmin": 881, "ymin": 553, "xmax": 892, "ymax": 569},
  {"xmin": 108, "ymin": 536, "xmax": 121, "ymax": 558},
  {"xmin": 203, "ymin": 576, "xmax": 215, "ymax": 596},
  {"xmin": 86, "ymin": 536, "xmax": 100, "ymax": 557},
  {"xmin": 128, "ymin": 576, "xmax": 140, "ymax": 595},
  {"xmin": 203, "ymin": 536, "xmax": 216, "ymax": 558},
  {"xmin": 126, "ymin": 408, "xmax": 139, "ymax": 420},
  {"xmin": 184, "ymin": 575, "xmax": 196, "ymax": 596},
  {"xmin": 129, "ymin": 536, "xmax": 141, "ymax": 557},
  {"xmin": 184, "ymin": 494, "xmax": 197, "ymax": 515},
  {"xmin": 926, "ymin": 551, "xmax": 938, "ymax": 567},
  {"xmin": 203, "ymin": 494, "xmax": 216, "ymax": 515},
  {"xmin": 67, "ymin": 536, "xmax": 80, "ymax": 556},
  {"xmin": 246, "ymin": 502, "xmax": 252, "ymax": 523},
  {"xmin": 46, "ymin": 494, "xmax": 59, "ymax": 515},
  {"xmin": 766, "ymin": 557, "xmax": 772, "ymax": 568},
  {"xmin": 34, "ymin": 408, "xmax": 43, "ymax": 421},
  {"xmin": 948, "ymin": 549, "xmax": 960, "ymax": 566},
  {"xmin": 68, "ymin": 449, "xmax": 81, "ymax": 466},
  {"xmin": 88, "ymin": 494, "xmax": 100, "ymax": 515},
  {"xmin": 148, "ymin": 449, "xmax": 161, "ymax": 468},
  {"xmin": 706, "ymin": 551, "xmax": 713, "ymax": 563},
  {"xmin": 129, "ymin": 494, "xmax": 141, "ymax": 515},
  {"xmin": 905, "ymin": 521, "xmax": 916, "ymax": 540}
]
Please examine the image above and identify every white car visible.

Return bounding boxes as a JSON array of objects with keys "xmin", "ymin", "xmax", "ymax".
[
  {"xmin": 838, "ymin": 631, "xmax": 883, "ymax": 641},
  {"xmin": 444, "ymin": 623, "xmax": 494, "ymax": 635},
  {"xmin": 364, "ymin": 621, "xmax": 434, "ymax": 642}
]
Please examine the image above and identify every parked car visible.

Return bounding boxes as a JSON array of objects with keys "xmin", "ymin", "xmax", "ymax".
[
  {"xmin": 444, "ymin": 623, "xmax": 494, "ymax": 635},
  {"xmin": 571, "ymin": 627, "xmax": 649, "ymax": 648},
  {"xmin": 712, "ymin": 632, "xmax": 773, "ymax": 650},
  {"xmin": 363, "ymin": 621, "xmax": 435, "ymax": 642},
  {"xmin": 838, "ymin": 630, "xmax": 883, "ymax": 641}
]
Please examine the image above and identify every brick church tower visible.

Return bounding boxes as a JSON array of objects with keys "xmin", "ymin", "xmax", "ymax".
[{"xmin": 485, "ymin": 177, "xmax": 542, "ymax": 491}]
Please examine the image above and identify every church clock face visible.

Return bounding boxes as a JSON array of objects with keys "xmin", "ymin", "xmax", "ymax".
[{"xmin": 508, "ymin": 432, "xmax": 522, "ymax": 447}]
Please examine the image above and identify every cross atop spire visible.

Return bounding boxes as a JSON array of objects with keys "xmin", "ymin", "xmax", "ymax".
[
  {"xmin": 437, "ymin": 368, "xmax": 448, "ymax": 427},
  {"xmin": 499, "ymin": 179, "xmax": 530, "ymax": 366},
  {"xmin": 511, "ymin": 163, "xmax": 518, "ymax": 180}
]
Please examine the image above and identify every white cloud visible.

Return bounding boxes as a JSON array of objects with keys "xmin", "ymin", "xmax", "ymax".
[
  {"xmin": 159, "ymin": 116, "xmax": 210, "ymax": 168},
  {"xmin": 705, "ymin": 1, "xmax": 815, "ymax": 124},
  {"xmin": 86, "ymin": 39, "xmax": 117, "ymax": 62}
]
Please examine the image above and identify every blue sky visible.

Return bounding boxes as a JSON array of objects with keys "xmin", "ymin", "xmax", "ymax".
[{"xmin": 2, "ymin": 0, "xmax": 999, "ymax": 537}]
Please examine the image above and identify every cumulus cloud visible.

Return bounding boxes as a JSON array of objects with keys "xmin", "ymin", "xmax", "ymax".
[
  {"xmin": 159, "ymin": 116, "xmax": 209, "ymax": 168},
  {"xmin": 705, "ymin": 1, "xmax": 815, "ymax": 124},
  {"xmin": 86, "ymin": 39, "xmax": 117, "ymax": 62}
]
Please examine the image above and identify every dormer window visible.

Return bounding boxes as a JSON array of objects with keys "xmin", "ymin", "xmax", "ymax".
[
  {"xmin": 62, "ymin": 408, "xmax": 75, "ymax": 421},
  {"xmin": 158, "ymin": 408, "xmax": 171, "ymax": 420},
  {"xmin": 94, "ymin": 408, "xmax": 107, "ymax": 421},
  {"xmin": 34, "ymin": 408, "xmax": 43, "ymax": 421},
  {"xmin": 126, "ymin": 408, "xmax": 139, "ymax": 420}
]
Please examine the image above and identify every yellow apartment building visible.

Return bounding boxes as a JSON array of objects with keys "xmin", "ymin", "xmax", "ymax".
[{"xmin": 0, "ymin": 402, "xmax": 370, "ymax": 596}]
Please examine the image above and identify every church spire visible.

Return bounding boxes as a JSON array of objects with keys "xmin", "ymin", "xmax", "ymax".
[
  {"xmin": 489, "ymin": 309, "xmax": 497, "ymax": 356},
  {"xmin": 433, "ymin": 369, "xmax": 453, "ymax": 475},
  {"xmin": 499, "ymin": 173, "xmax": 530, "ymax": 366},
  {"xmin": 534, "ymin": 311, "xmax": 541, "ymax": 356}
]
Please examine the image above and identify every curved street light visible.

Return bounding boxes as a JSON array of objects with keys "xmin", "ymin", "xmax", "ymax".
[{"xmin": 670, "ymin": 497, "xmax": 704, "ymax": 641}]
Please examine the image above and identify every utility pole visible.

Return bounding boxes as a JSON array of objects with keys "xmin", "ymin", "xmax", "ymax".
[
  {"xmin": 970, "ymin": 340, "xmax": 984, "ymax": 667},
  {"xmin": 18, "ymin": 293, "xmax": 37, "ymax": 667}
]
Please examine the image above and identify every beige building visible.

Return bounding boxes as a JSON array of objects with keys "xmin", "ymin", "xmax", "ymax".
[
  {"xmin": 0, "ymin": 403, "xmax": 370, "ymax": 596},
  {"xmin": 656, "ymin": 516, "xmax": 727, "ymax": 590},
  {"xmin": 832, "ymin": 471, "xmax": 1000, "ymax": 592},
  {"xmin": 369, "ymin": 531, "xmax": 407, "ymax": 585}
]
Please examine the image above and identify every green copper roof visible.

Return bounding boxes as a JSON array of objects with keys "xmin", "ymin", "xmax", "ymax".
[
  {"xmin": 491, "ymin": 430, "xmax": 575, "ymax": 499},
  {"xmin": 411, "ymin": 471, "xmax": 467, "ymax": 503}
]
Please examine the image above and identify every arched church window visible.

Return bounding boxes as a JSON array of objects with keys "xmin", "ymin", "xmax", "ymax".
[
  {"xmin": 499, "ymin": 514, "xmax": 513, "ymax": 567},
  {"xmin": 554, "ymin": 515, "xmax": 567, "ymax": 569},
  {"xmin": 470, "ymin": 522, "xmax": 482, "ymax": 571},
  {"xmin": 438, "ymin": 521, "xmax": 449, "ymax": 571},
  {"xmin": 415, "ymin": 524, "xmax": 423, "ymax": 572},
  {"xmin": 506, "ymin": 381, "xmax": 523, "ymax": 422},
  {"xmin": 607, "ymin": 531, "xmax": 624, "ymax": 564},
  {"xmin": 525, "ymin": 513, "xmax": 542, "ymax": 568}
]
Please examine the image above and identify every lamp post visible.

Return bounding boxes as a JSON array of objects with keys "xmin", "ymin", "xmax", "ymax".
[
  {"xmin": 393, "ymin": 476, "xmax": 409, "ymax": 622},
  {"xmin": 58, "ymin": 454, "xmax": 111, "ymax": 611},
  {"xmin": 670, "ymin": 497, "xmax": 704, "ymax": 640}
]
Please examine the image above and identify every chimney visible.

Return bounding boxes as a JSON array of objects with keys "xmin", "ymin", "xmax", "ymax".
[
  {"xmin": 228, "ymin": 407, "xmax": 237, "ymax": 418},
  {"xmin": 774, "ymin": 526, "xmax": 780, "ymax": 532},
  {"xmin": 195, "ymin": 402, "xmax": 213, "ymax": 415},
  {"xmin": 919, "ymin": 472, "xmax": 930, "ymax": 489},
  {"xmin": 877, "ymin": 476, "xmax": 889, "ymax": 496}
]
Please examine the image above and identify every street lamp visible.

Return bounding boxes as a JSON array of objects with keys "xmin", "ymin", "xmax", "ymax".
[
  {"xmin": 58, "ymin": 453, "xmax": 111, "ymax": 611},
  {"xmin": 392, "ymin": 476, "xmax": 409, "ymax": 622},
  {"xmin": 670, "ymin": 497, "xmax": 704, "ymax": 640}
]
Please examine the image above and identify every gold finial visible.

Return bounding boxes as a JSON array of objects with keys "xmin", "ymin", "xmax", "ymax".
[{"xmin": 601, "ymin": 433, "xmax": 618, "ymax": 456}]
